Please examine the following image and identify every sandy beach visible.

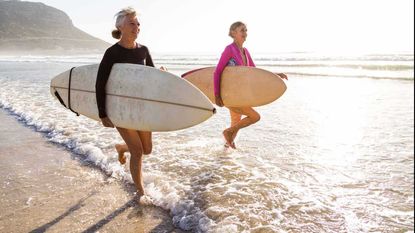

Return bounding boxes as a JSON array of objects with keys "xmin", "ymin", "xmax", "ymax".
[
  {"xmin": 0, "ymin": 55, "xmax": 413, "ymax": 232},
  {"xmin": 0, "ymin": 109, "xmax": 184, "ymax": 233}
]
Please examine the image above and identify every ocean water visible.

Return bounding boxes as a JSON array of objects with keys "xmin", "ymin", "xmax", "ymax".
[{"xmin": 0, "ymin": 53, "xmax": 413, "ymax": 232}]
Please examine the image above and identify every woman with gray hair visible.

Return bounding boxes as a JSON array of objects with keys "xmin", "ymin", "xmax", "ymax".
[
  {"xmin": 213, "ymin": 21, "xmax": 288, "ymax": 149},
  {"xmin": 95, "ymin": 7, "xmax": 161, "ymax": 199}
]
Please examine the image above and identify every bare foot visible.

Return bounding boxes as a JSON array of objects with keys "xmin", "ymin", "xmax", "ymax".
[
  {"xmin": 223, "ymin": 129, "xmax": 236, "ymax": 149},
  {"xmin": 115, "ymin": 144, "xmax": 126, "ymax": 164},
  {"xmin": 135, "ymin": 194, "xmax": 154, "ymax": 206},
  {"xmin": 224, "ymin": 141, "xmax": 236, "ymax": 149}
]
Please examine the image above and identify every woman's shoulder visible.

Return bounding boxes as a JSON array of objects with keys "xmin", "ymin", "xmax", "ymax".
[
  {"xmin": 224, "ymin": 42, "xmax": 235, "ymax": 50},
  {"xmin": 221, "ymin": 43, "xmax": 235, "ymax": 55},
  {"xmin": 107, "ymin": 43, "xmax": 120, "ymax": 50},
  {"xmin": 104, "ymin": 43, "xmax": 120, "ymax": 55},
  {"xmin": 136, "ymin": 43, "xmax": 149, "ymax": 50},
  {"xmin": 134, "ymin": 44, "xmax": 151, "ymax": 55}
]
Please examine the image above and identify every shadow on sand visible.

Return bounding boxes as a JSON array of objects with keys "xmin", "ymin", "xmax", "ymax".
[
  {"xmin": 29, "ymin": 189, "xmax": 184, "ymax": 233},
  {"xmin": 29, "ymin": 192, "xmax": 97, "ymax": 233}
]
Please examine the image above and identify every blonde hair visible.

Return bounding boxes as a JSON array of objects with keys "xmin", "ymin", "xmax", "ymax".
[
  {"xmin": 228, "ymin": 21, "xmax": 246, "ymax": 38},
  {"xmin": 111, "ymin": 7, "xmax": 137, "ymax": 39}
]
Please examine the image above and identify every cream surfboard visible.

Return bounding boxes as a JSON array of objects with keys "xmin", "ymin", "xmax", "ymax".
[
  {"xmin": 182, "ymin": 66, "xmax": 287, "ymax": 107},
  {"xmin": 50, "ymin": 64, "xmax": 216, "ymax": 132}
]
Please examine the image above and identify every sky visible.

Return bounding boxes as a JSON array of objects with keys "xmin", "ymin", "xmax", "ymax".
[{"xmin": 31, "ymin": 0, "xmax": 414, "ymax": 54}]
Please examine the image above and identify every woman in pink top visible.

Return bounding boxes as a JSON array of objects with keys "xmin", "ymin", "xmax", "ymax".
[{"xmin": 214, "ymin": 21, "xmax": 287, "ymax": 149}]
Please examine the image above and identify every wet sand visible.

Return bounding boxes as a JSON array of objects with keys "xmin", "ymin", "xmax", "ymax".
[{"xmin": 0, "ymin": 109, "xmax": 184, "ymax": 233}]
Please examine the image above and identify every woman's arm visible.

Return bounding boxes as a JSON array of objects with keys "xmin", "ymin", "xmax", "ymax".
[
  {"xmin": 144, "ymin": 46, "xmax": 155, "ymax": 67},
  {"xmin": 213, "ymin": 46, "xmax": 232, "ymax": 97},
  {"xmin": 95, "ymin": 49, "xmax": 113, "ymax": 119}
]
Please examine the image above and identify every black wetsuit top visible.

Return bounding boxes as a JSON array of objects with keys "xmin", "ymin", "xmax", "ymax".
[{"xmin": 95, "ymin": 43, "xmax": 154, "ymax": 118}]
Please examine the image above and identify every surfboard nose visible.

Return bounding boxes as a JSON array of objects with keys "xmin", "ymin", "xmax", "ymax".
[{"xmin": 50, "ymin": 69, "xmax": 70, "ymax": 101}]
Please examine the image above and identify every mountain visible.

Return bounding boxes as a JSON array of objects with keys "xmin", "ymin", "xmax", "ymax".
[{"xmin": 0, "ymin": 0, "xmax": 111, "ymax": 54}]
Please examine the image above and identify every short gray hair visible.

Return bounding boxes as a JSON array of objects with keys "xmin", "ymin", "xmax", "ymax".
[
  {"xmin": 228, "ymin": 21, "xmax": 246, "ymax": 38},
  {"xmin": 112, "ymin": 7, "xmax": 137, "ymax": 39}
]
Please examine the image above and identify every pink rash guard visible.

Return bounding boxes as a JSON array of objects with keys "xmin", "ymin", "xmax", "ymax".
[{"xmin": 213, "ymin": 42, "xmax": 256, "ymax": 97}]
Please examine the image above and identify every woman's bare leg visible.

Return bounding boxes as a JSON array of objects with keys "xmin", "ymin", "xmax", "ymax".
[
  {"xmin": 223, "ymin": 107, "xmax": 260, "ymax": 148},
  {"xmin": 224, "ymin": 110, "xmax": 242, "ymax": 148},
  {"xmin": 137, "ymin": 131, "xmax": 152, "ymax": 155},
  {"xmin": 115, "ymin": 144, "xmax": 128, "ymax": 164},
  {"xmin": 116, "ymin": 127, "xmax": 145, "ymax": 196},
  {"xmin": 115, "ymin": 131, "xmax": 152, "ymax": 164}
]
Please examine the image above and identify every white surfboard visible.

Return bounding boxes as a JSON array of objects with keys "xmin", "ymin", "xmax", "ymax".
[
  {"xmin": 182, "ymin": 66, "xmax": 287, "ymax": 107},
  {"xmin": 50, "ymin": 64, "xmax": 216, "ymax": 132}
]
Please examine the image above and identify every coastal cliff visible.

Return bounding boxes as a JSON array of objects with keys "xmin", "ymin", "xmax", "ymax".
[{"xmin": 0, "ymin": 0, "xmax": 110, "ymax": 54}]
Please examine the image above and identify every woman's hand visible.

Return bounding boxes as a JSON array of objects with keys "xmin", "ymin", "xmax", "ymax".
[
  {"xmin": 101, "ymin": 117, "xmax": 114, "ymax": 128},
  {"xmin": 159, "ymin": 66, "xmax": 167, "ymax": 71},
  {"xmin": 215, "ymin": 95, "xmax": 224, "ymax": 107},
  {"xmin": 276, "ymin": 73, "xmax": 288, "ymax": 80}
]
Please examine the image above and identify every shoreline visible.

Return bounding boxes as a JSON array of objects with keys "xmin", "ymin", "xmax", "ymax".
[{"xmin": 0, "ymin": 108, "xmax": 184, "ymax": 233}]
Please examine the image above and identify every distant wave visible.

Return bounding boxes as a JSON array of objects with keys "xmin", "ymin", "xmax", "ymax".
[
  {"xmin": 1, "ymin": 53, "xmax": 413, "ymax": 80},
  {"xmin": 254, "ymin": 53, "xmax": 414, "ymax": 62},
  {"xmin": 284, "ymin": 72, "xmax": 414, "ymax": 80},
  {"xmin": 1, "ymin": 52, "xmax": 412, "ymax": 62},
  {"xmin": 0, "ymin": 54, "xmax": 101, "ymax": 63},
  {"xmin": 156, "ymin": 62, "xmax": 413, "ymax": 71},
  {"xmin": 260, "ymin": 62, "xmax": 413, "ymax": 70}
]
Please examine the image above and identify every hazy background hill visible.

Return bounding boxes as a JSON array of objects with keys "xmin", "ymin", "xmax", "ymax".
[{"xmin": 0, "ymin": 0, "xmax": 111, "ymax": 54}]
